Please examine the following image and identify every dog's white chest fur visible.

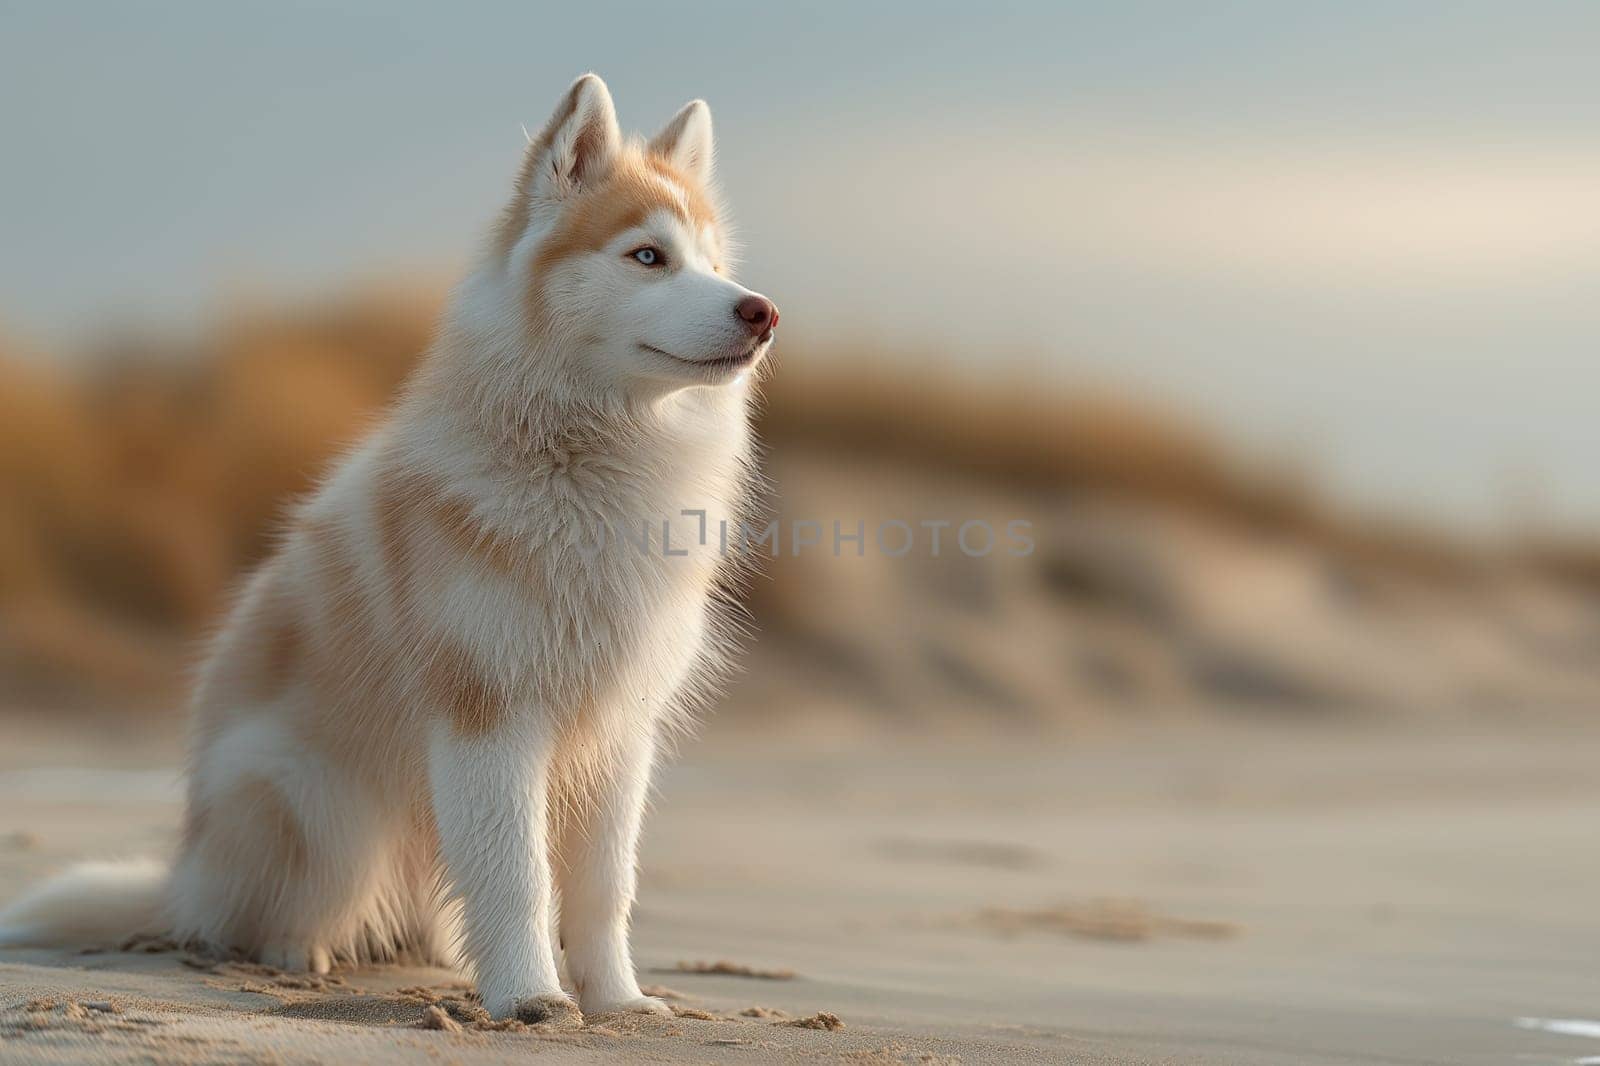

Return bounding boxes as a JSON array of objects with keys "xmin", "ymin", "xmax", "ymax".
[{"xmin": 386, "ymin": 379, "xmax": 753, "ymax": 734}]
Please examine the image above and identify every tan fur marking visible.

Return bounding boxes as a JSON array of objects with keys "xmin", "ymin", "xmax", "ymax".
[
  {"xmin": 430, "ymin": 491, "xmax": 527, "ymax": 577},
  {"xmin": 371, "ymin": 468, "xmax": 515, "ymax": 737},
  {"xmin": 519, "ymin": 149, "xmax": 720, "ymax": 328},
  {"xmin": 424, "ymin": 637, "xmax": 506, "ymax": 738},
  {"xmin": 381, "ymin": 468, "xmax": 529, "ymax": 580},
  {"xmin": 639, "ymin": 152, "xmax": 720, "ymax": 231},
  {"xmin": 495, "ymin": 87, "xmax": 719, "ymax": 270},
  {"xmin": 534, "ymin": 152, "xmax": 716, "ymax": 274},
  {"xmin": 492, "ymin": 79, "xmax": 586, "ymax": 261}
]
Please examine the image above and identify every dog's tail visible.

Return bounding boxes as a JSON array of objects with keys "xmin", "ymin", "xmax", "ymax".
[{"xmin": 0, "ymin": 859, "xmax": 168, "ymax": 947}]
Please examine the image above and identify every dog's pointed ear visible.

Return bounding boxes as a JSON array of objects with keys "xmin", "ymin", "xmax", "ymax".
[
  {"xmin": 650, "ymin": 99, "xmax": 714, "ymax": 186},
  {"xmin": 522, "ymin": 73, "xmax": 622, "ymax": 203}
]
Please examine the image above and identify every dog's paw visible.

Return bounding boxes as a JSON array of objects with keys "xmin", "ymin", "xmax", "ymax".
[
  {"xmin": 257, "ymin": 942, "xmax": 332, "ymax": 974},
  {"xmin": 511, "ymin": 993, "xmax": 583, "ymax": 1029},
  {"xmin": 585, "ymin": 994, "xmax": 672, "ymax": 1019}
]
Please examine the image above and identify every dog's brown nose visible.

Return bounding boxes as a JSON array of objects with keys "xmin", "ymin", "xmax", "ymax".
[{"xmin": 735, "ymin": 294, "xmax": 778, "ymax": 337}]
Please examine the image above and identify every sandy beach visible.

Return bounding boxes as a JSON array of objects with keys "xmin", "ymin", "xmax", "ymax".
[{"xmin": 4, "ymin": 711, "xmax": 1598, "ymax": 1065}]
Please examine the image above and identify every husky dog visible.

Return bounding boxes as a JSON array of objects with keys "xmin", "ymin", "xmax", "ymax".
[{"xmin": 0, "ymin": 73, "xmax": 777, "ymax": 1024}]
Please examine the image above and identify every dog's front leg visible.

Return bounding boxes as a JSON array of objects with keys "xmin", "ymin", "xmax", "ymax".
[
  {"xmin": 428, "ymin": 720, "xmax": 578, "ymax": 1025},
  {"xmin": 556, "ymin": 727, "xmax": 667, "ymax": 1017}
]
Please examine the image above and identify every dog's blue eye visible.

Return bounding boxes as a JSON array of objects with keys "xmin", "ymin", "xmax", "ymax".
[{"xmin": 632, "ymin": 247, "xmax": 663, "ymax": 267}]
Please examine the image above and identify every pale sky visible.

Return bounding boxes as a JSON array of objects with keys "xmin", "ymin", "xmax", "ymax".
[{"xmin": 2, "ymin": 2, "xmax": 1598, "ymax": 532}]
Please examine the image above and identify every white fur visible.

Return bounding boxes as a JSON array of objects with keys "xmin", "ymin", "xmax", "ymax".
[
  {"xmin": 0, "ymin": 73, "xmax": 773, "ymax": 1023},
  {"xmin": 650, "ymin": 99, "xmax": 715, "ymax": 186},
  {"xmin": 428, "ymin": 719, "xmax": 563, "ymax": 1017}
]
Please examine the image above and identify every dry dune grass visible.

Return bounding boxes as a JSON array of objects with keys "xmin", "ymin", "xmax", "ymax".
[
  {"xmin": 0, "ymin": 288, "xmax": 439, "ymax": 703},
  {"xmin": 0, "ymin": 287, "xmax": 1594, "ymax": 714},
  {"xmin": 763, "ymin": 352, "xmax": 1491, "ymax": 584},
  {"xmin": 767, "ymin": 353, "xmax": 1273, "ymax": 509}
]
